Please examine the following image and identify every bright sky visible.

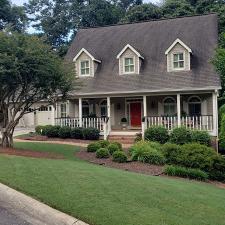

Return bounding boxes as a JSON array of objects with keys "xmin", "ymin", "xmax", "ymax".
[{"xmin": 11, "ymin": 0, "xmax": 161, "ymax": 6}]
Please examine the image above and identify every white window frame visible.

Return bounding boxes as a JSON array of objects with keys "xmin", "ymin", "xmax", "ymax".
[
  {"xmin": 60, "ymin": 103, "xmax": 67, "ymax": 118},
  {"xmin": 80, "ymin": 60, "xmax": 90, "ymax": 76},
  {"xmin": 123, "ymin": 57, "xmax": 135, "ymax": 74},
  {"xmin": 172, "ymin": 52, "xmax": 185, "ymax": 71}
]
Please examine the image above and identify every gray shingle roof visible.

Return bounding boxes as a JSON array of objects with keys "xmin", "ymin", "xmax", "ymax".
[{"xmin": 65, "ymin": 14, "xmax": 221, "ymax": 96}]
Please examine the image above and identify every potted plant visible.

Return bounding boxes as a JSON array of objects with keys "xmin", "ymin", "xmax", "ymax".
[{"xmin": 121, "ymin": 117, "xmax": 128, "ymax": 130}]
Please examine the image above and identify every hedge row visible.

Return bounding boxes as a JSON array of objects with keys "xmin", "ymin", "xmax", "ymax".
[
  {"xmin": 35, "ymin": 125, "xmax": 100, "ymax": 140},
  {"xmin": 145, "ymin": 126, "xmax": 211, "ymax": 146}
]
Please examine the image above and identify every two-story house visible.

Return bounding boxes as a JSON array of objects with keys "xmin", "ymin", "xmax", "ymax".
[{"xmin": 20, "ymin": 14, "xmax": 221, "ymax": 140}]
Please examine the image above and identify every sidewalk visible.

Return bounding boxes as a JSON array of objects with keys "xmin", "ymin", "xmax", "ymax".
[{"xmin": 0, "ymin": 183, "xmax": 89, "ymax": 225}]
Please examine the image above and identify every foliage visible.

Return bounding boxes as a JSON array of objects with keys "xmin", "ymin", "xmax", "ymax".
[
  {"xmin": 219, "ymin": 114, "xmax": 225, "ymax": 150},
  {"xmin": 170, "ymin": 127, "xmax": 192, "ymax": 145},
  {"xmin": 35, "ymin": 125, "xmax": 45, "ymax": 135},
  {"xmin": 108, "ymin": 143, "xmax": 121, "ymax": 155},
  {"xmin": 111, "ymin": 141, "xmax": 122, "ymax": 150},
  {"xmin": 96, "ymin": 148, "xmax": 110, "ymax": 158},
  {"xmin": 144, "ymin": 126, "xmax": 169, "ymax": 144},
  {"xmin": 58, "ymin": 126, "xmax": 71, "ymax": 139},
  {"xmin": 161, "ymin": 143, "xmax": 182, "ymax": 164},
  {"xmin": 164, "ymin": 165, "xmax": 208, "ymax": 181},
  {"xmin": 191, "ymin": 130, "xmax": 211, "ymax": 146},
  {"xmin": 112, "ymin": 151, "xmax": 127, "ymax": 163},
  {"xmin": 87, "ymin": 142, "xmax": 101, "ymax": 152},
  {"xmin": 129, "ymin": 141, "xmax": 152, "ymax": 161},
  {"xmin": 83, "ymin": 128, "xmax": 100, "ymax": 140},
  {"xmin": 70, "ymin": 128, "xmax": 83, "ymax": 139},
  {"xmin": 138, "ymin": 149, "xmax": 165, "ymax": 165},
  {"xmin": 44, "ymin": 125, "xmax": 61, "ymax": 138},
  {"xmin": 97, "ymin": 140, "xmax": 110, "ymax": 148},
  {"xmin": 208, "ymin": 155, "xmax": 225, "ymax": 181},
  {"xmin": 134, "ymin": 133, "xmax": 142, "ymax": 142}
]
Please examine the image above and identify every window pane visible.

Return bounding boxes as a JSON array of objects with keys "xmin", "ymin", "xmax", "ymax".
[
  {"xmin": 125, "ymin": 65, "xmax": 130, "ymax": 72},
  {"xmin": 179, "ymin": 61, "xmax": 184, "ymax": 68},
  {"xmin": 179, "ymin": 53, "xmax": 184, "ymax": 60},
  {"xmin": 81, "ymin": 61, "xmax": 85, "ymax": 69},
  {"xmin": 86, "ymin": 68, "xmax": 90, "ymax": 74},
  {"xmin": 174, "ymin": 62, "xmax": 179, "ymax": 68},
  {"xmin": 174, "ymin": 54, "xmax": 179, "ymax": 61},
  {"xmin": 130, "ymin": 65, "xmax": 134, "ymax": 72},
  {"xmin": 81, "ymin": 68, "xmax": 86, "ymax": 75},
  {"xmin": 125, "ymin": 58, "xmax": 130, "ymax": 66}
]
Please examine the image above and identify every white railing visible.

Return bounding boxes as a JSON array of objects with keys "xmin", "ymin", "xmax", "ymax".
[
  {"xmin": 55, "ymin": 117, "xmax": 80, "ymax": 128},
  {"xmin": 145, "ymin": 115, "xmax": 213, "ymax": 131}
]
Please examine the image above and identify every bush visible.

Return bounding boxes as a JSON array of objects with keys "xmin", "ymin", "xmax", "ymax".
[
  {"xmin": 112, "ymin": 151, "xmax": 127, "ymax": 163},
  {"xmin": 161, "ymin": 143, "xmax": 182, "ymax": 164},
  {"xmin": 35, "ymin": 125, "xmax": 45, "ymax": 135},
  {"xmin": 83, "ymin": 128, "xmax": 100, "ymax": 140},
  {"xmin": 97, "ymin": 140, "xmax": 110, "ymax": 148},
  {"xmin": 208, "ymin": 155, "xmax": 225, "ymax": 181},
  {"xmin": 164, "ymin": 165, "xmax": 208, "ymax": 181},
  {"xmin": 87, "ymin": 142, "xmax": 101, "ymax": 152},
  {"xmin": 108, "ymin": 143, "xmax": 120, "ymax": 155},
  {"xmin": 144, "ymin": 126, "xmax": 169, "ymax": 144},
  {"xmin": 96, "ymin": 148, "xmax": 110, "ymax": 158},
  {"xmin": 170, "ymin": 127, "xmax": 192, "ymax": 145},
  {"xmin": 191, "ymin": 130, "xmax": 211, "ymax": 146},
  {"xmin": 71, "ymin": 128, "xmax": 83, "ymax": 139},
  {"xmin": 111, "ymin": 142, "xmax": 122, "ymax": 150},
  {"xmin": 138, "ymin": 149, "xmax": 166, "ymax": 165},
  {"xmin": 58, "ymin": 126, "xmax": 71, "ymax": 139},
  {"xmin": 219, "ymin": 114, "xmax": 225, "ymax": 150},
  {"xmin": 43, "ymin": 125, "xmax": 60, "ymax": 137}
]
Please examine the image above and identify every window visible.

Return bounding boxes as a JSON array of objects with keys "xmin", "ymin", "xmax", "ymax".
[
  {"xmin": 173, "ymin": 53, "xmax": 184, "ymax": 69},
  {"xmin": 82, "ymin": 101, "xmax": 89, "ymax": 117},
  {"xmin": 100, "ymin": 100, "xmax": 107, "ymax": 117},
  {"xmin": 124, "ymin": 57, "xmax": 134, "ymax": 73},
  {"xmin": 80, "ymin": 60, "xmax": 90, "ymax": 75},
  {"xmin": 188, "ymin": 96, "xmax": 201, "ymax": 116},
  {"xmin": 163, "ymin": 97, "xmax": 176, "ymax": 116},
  {"xmin": 60, "ymin": 103, "xmax": 67, "ymax": 118}
]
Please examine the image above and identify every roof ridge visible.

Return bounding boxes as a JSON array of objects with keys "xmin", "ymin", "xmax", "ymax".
[{"xmin": 78, "ymin": 13, "xmax": 217, "ymax": 30}]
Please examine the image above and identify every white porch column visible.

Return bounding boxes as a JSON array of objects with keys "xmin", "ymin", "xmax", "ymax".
[
  {"xmin": 107, "ymin": 97, "xmax": 111, "ymax": 132},
  {"xmin": 177, "ymin": 93, "xmax": 181, "ymax": 127},
  {"xmin": 212, "ymin": 91, "xmax": 218, "ymax": 137},
  {"xmin": 79, "ymin": 98, "xmax": 82, "ymax": 127},
  {"xmin": 143, "ymin": 95, "xmax": 147, "ymax": 117}
]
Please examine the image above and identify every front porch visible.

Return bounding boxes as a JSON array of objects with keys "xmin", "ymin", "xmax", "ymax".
[{"xmin": 54, "ymin": 92, "xmax": 218, "ymax": 139}]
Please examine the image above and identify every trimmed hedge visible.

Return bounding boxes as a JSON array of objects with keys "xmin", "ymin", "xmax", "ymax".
[
  {"xmin": 71, "ymin": 128, "xmax": 83, "ymax": 139},
  {"xmin": 83, "ymin": 128, "xmax": 100, "ymax": 140},
  {"xmin": 97, "ymin": 140, "xmax": 110, "ymax": 148},
  {"xmin": 191, "ymin": 130, "xmax": 211, "ymax": 146},
  {"xmin": 144, "ymin": 126, "xmax": 169, "ymax": 144},
  {"xmin": 96, "ymin": 148, "xmax": 110, "ymax": 158},
  {"xmin": 108, "ymin": 143, "xmax": 120, "ymax": 155},
  {"xmin": 170, "ymin": 127, "xmax": 192, "ymax": 145},
  {"xmin": 138, "ymin": 149, "xmax": 165, "ymax": 165},
  {"xmin": 87, "ymin": 142, "xmax": 101, "ymax": 152},
  {"xmin": 111, "ymin": 141, "xmax": 122, "ymax": 150},
  {"xmin": 112, "ymin": 151, "xmax": 127, "ymax": 163},
  {"xmin": 208, "ymin": 155, "xmax": 225, "ymax": 181},
  {"xmin": 35, "ymin": 125, "xmax": 45, "ymax": 135},
  {"xmin": 164, "ymin": 165, "xmax": 208, "ymax": 181},
  {"xmin": 45, "ymin": 125, "xmax": 60, "ymax": 137},
  {"xmin": 58, "ymin": 126, "xmax": 71, "ymax": 139}
]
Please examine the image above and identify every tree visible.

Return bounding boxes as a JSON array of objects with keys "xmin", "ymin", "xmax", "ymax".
[
  {"xmin": 0, "ymin": 32, "xmax": 75, "ymax": 147},
  {"xmin": 121, "ymin": 3, "xmax": 161, "ymax": 23}
]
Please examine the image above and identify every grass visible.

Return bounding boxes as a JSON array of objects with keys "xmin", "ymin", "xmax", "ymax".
[{"xmin": 0, "ymin": 142, "xmax": 224, "ymax": 225}]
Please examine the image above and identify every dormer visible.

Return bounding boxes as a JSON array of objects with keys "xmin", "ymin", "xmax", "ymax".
[
  {"xmin": 165, "ymin": 39, "xmax": 192, "ymax": 72},
  {"xmin": 117, "ymin": 44, "xmax": 144, "ymax": 75},
  {"xmin": 73, "ymin": 48, "xmax": 101, "ymax": 77}
]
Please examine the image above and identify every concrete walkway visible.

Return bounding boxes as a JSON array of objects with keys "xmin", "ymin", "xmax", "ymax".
[{"xmin": 0, "ymin": 183, "xmax": 89, "ymax": 225}]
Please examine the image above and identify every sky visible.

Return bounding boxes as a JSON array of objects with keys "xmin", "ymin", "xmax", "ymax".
[{"xmin": 11, "ymin": 0, "xmax": 160, "ymax": 6}]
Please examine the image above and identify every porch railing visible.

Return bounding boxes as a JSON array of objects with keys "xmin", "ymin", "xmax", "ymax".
[{"xmin": 145, "ymin": 115, "xmax": 213, "ymax": 131}]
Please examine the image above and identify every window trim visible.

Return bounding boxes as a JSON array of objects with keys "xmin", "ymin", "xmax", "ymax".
[
  {"xmin": 163, "ymin": 97, "xmax": 176, "ymax": 116},
  {"xmin": 79, "ymin": 59, "xmax": 91, "ymax": 76},
  {"xmin": 172, "ymin": 52, "xmax": 185, "ymax": 71},
  {"xmin": 123, "ymin": 57, "xmax": 135, "ymax": 74}
]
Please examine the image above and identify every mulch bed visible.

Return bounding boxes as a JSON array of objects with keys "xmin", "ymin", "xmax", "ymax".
[
  {"xmin": 75, "ymin": 149, "xmax": 163, "ymax": 176},
  {"xmin": 0, "ymin": 148, "xmax": 64, "ymax": 159}
]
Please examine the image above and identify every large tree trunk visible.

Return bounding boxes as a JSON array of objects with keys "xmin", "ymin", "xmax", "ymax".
[{"xmin": 1, "ymin": 130, "xmax": 13, "ymax": 148}]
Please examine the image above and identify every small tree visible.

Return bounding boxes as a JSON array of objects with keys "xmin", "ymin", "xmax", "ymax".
[{"xmin": 0, "ymin": 32, "xmax": 75, "ymax": 147}]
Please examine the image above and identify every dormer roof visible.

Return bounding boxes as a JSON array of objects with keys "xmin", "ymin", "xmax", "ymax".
[
  {"xmin": 165, "ymin": 38, "xmax": 192, "ymax": 55},
  {"xmin": 116, "ymin": 44, "xmax": 144, "ymax": 59},
  {"xmin": 73, "ymin": 48, "xmax": 101, "ymax": 63}
]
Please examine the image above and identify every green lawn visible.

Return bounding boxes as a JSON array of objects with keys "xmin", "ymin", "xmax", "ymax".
[{"xmin": 0, "ymin": 142, "xmax": 225, "ymax": 225}]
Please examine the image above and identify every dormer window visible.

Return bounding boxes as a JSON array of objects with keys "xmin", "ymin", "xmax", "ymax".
[
  {"xmin": 173, "ymin": 53, "xmax": 184, "ymax": 70},
  {"xmin": 80, "ymin": 60, "xmax": 90, "ymax": 76},
  {"xmin": 124, "ymin": 57, "xmax": 135, "ymax": 73}
]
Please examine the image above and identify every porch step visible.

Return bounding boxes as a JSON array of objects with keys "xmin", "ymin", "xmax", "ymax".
[{"xmin": 108, "ymin": 135, "xmax": 137, "ymax": 144}]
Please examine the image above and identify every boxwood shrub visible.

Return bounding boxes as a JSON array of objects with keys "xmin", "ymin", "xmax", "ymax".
[
  {"xmin": 144, "ymin": 126, "xmax": 169, "ymax": 144},
  {"xmin": 35, "ymin": 125, "xmax": 45, "ymax": 135},
  {"xmin": 111, "ymin": 141, "xmax": 122, "ymax": 150},
  {"xmin": 162, "ymin": 143, "xmax": 182, "ymax": 164},
  {"xmin": 83, "ymin": 128, "xmax": 100, "ymax": 140},
  {"xmin": 170, "ymin": 127, "xmax": 192, "ymax": 145},
  {"xmin": 96, "ymin": 148, "xmax": 110, "ymax": 158},
  {"xmin": 138, "ymin": 149, "xmax": 165, "ymax": 165},
  {"xmin": 108, "ymin": 143, "xmax": 120, "ymax": 155},
  {"xmin": 97, "ymin": 140, "xmax": 110, "ymax": 148},
  {"xmin": 71, "ymin": 128, "xmax": 83, "ymax": 139},
  {"xmin": 112, "ymin": 151, "xmax": 127, "ymax": 163},
  {"xmin": 58, "ymin": 126, "xmax": 71, "ymax": 139},
  {"xmin": 164, "ymin": 165, "xmax": 208, "ymax": 181},
  {"xmin": 45, "ymin": 125, "xmax": 61, "ymax": 137},
  {"xmin": 191, "ymin": 130, "xmax": 211, "ymax": 146},
  {"xmin": 87, "ymin": 142, "xmax": 101, "ymax": 152}
]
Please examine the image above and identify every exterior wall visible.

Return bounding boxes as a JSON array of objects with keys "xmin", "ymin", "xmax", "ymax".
[
  {"xmin": 75, "ymin": 52, "xmax": 94, "ymax": 77},
  {"xmin": 119, "ymin": 48, "xmax": 139, "ymax": 75},
  {"xmin": 167, "ymin": 43, "xmax": 190, "ymax": 72}
]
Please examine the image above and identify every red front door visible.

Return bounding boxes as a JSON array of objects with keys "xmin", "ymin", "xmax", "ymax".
[{"xmin": 130, "ymin": 103, "xmax": 142, "ymax": 127}]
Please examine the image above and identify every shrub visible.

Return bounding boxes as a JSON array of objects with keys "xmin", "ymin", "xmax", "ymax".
[
  {"xmin": 41, "ymin": 125, "xmax": 54, "ymax": 136},
  {"xmin": 45, "ymin": 125, "xmax": 60, "ymax": 137},
  {"xmin": 112, "ymin": 151, "xmax": 127, "ymax": 163},
  {"xmin": 170, "ymin": 127, "xmax": 192, "ymax": 145},
  {"xmin": 111, "ymin": 142, "xmax": 122, "ymax": 150},
  {"xmin": 191, "ymin": 130, "xmax": 211, "ymax": 146},
  {"xmin": 208, "ymin": 155, "xmax": 225, "ymax": 181},
  {"xmin": 148, "ymin": 141, "xmax": 162, "ymax": 151},
  {"xmin": 83, "ymin": 128, "xmax": 100, "ymax": 140},
  {"xmin": 219, "ymin": 114, "xmax": 225, "ymax": 150},
  {"xmin": 97, "ymin": 140, "xmax": 110, "ymax": 148},
  {"xmin": 58, "ymin": 126, "xmax": 71, "ymax": 139},
  {"xmin": 87, "ymin": 142, "xmax": 101, "ymax": 152},
  {"xmin": 145, "ymin": 126, "xmax": 169, "ymax": 144},
  {"xmin": 138, "ymin": 149, "xmax": 166, "ymax": 165},
  {"xmin": 108, "ymin": 143, "xmax": 120, "ymax": 155},
  {"xmin": 179, "ymin": 143, "xmax": 216, "ymax": 171},
  {"xmin": 71, "ymin": 128, "xmax": 83, "ymax": 139},
  {"xmin": 161, "ymin": 143, "xmax": 182, "ymax": 164},
  {"xmin": 96, "ymin": 148, "xmax": 110, "ymax": 158},
  {"xmin": 164, "ymin": 165, "xmax": 208, "ymax": 181},
  {"xmin": 35, "ymin": 125, "xmax": 45, "ymax": 135}
]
